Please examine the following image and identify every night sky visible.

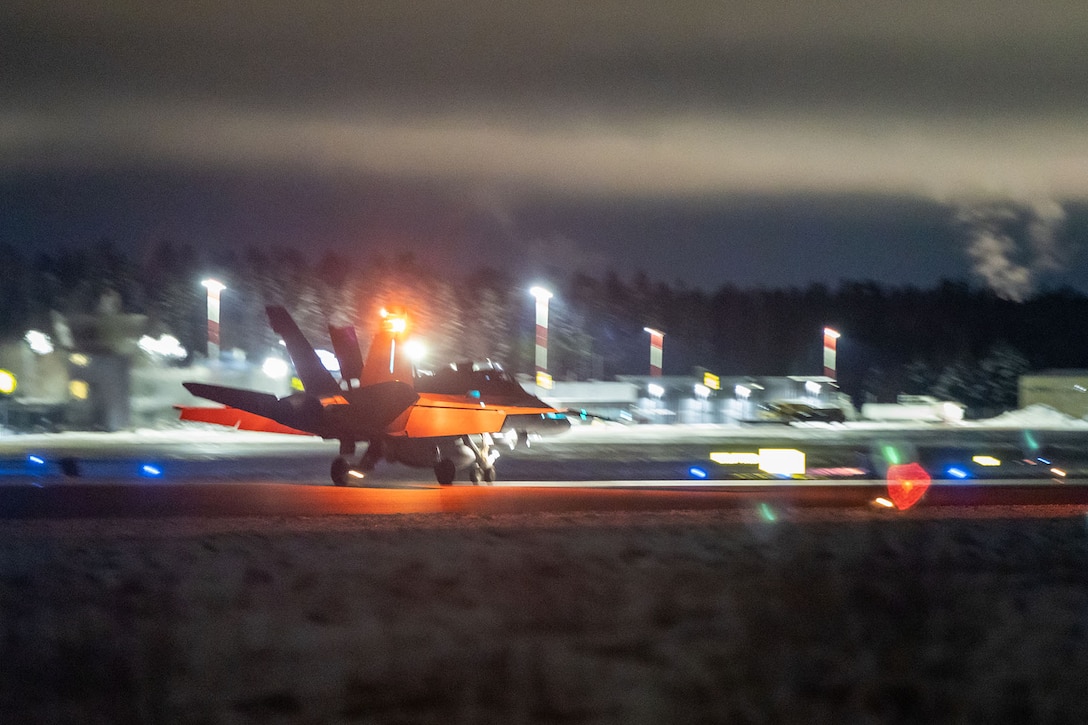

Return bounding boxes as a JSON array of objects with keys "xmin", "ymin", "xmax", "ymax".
[{"xmin": 4, "ymin": 2, "xmax": 1088, "ymax": 296}]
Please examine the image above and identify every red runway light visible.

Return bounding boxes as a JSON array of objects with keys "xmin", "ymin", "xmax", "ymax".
[{"xmin": 886, "ymin": 462, "xmax": 931, "ymax": 511}]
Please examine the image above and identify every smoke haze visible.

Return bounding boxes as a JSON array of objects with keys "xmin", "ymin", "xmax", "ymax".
[{"xmin": 958, "ymin": 200, "xmax": 1066, "ymax": 301}]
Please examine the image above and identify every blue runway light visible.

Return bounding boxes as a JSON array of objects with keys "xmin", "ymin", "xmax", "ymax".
[
  {"xmin": 1037, "ymin": 457, "xmax": 1052, "ymax": 465},
  {"xmin": 27, "ymin": 455, "xmax": 45, "ymax": 466},
  {"xmin": 140, "ymin": 464, "xmax": 163, "ymax": 477},
  {"xmin": 688, "ymin": 466, "xmax": 708, "ymax": 479},
  {"xmin": 946, "ymin": 466, "xmax": 969, "ymax": 479}
]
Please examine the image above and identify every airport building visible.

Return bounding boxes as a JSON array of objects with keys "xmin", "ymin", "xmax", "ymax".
[
  {"xmin": 532, "ymin": 374, "xmax": 852, "ymax": 425},
  {"xmin": 1019, "ymin": 371, "xmax": 1088, "ymax": 419}
]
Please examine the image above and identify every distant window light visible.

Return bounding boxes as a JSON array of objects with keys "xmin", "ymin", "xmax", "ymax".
[
  {"xmin": 25, "ymin": 330, "xmax": 54, "ymax": 355},
  {"xmin": 138, "ymin": 334, "xmax": 186, "ymax": 360}
]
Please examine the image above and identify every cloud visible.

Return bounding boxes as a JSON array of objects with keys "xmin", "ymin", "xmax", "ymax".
[
  {"xmin": 3, "ymin": 2, "xmax": 1088, "ymax": 204},
  {"xmin": 5, "ymin": 103, "xmax": 1088, "ymax": 204}
]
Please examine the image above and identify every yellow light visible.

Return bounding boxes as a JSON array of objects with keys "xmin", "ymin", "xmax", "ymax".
[
  {"xmin": 348, "ymin": 470, "xmax": 365, "ymax": 479},
  {"xmin": 0, "ymin": 369, "xmax": 16, "ymax": 395},
  {"xmin": 703, "ymin": 372, "xmax": 721, "ymax": 390},
  {"xmin": 68, "ymin": 379, "xmax": 89, "ymax": 400},
  {"xmin": 874, "ymin": 497, "xmax": 895, "ymax": 508},
  {"xmin": 758, "ymin": 448, "xmax": 806, "ymax": 476},
  {"xmin": 69, "ymin": 353, "xmax": 89, "ymax": 367},
  {"xmin": 386, "ymin": 317, "xmax": 407, "ymax": 334},
  {"xmin": 710, "ymin": 451, "xmax": 760, "ymax": 465},
  {"xmin": 536, "ymin": 371, "xmax": 553, "ymax": 389},
  {"xmin": 972, "ymin": 455, "xmax": 1001, "ymax": 467},
  {"xmin": 1051, "ymin": 467, "xmax": 1067, "ymax": 477}
]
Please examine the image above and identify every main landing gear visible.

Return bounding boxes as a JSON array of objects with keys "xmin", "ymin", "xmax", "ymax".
[
  {"xmin": 330, "ymin": 440, "xmax": 381, "ymax": 486},
  {"xmin": 331, "ymin": 456, "xmax": 353, "ymax": 486},
  {"xmin": 434, "ymin": 459, "xmax": 456, "ymax": 485}
]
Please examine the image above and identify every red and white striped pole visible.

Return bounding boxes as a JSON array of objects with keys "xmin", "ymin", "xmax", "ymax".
[
  {"xmin": 644, "ymin": 327, "xmax": 664, "ymax": 377},
  {"xmin": 202, "ymin": 279, "xmax": 226, "ymax": 361},
  {"xmin": 823, "ymin": 327, "xmax": 840, "ymax": 379},
  {"xmin": 530, "ymin": 287, "xmax": 553, "ymax": 386}
]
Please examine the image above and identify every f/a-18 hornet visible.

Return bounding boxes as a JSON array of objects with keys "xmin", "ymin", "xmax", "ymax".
[{"xmin": 179, "ymin": 306, "xmax": 569, "ymax": 485}]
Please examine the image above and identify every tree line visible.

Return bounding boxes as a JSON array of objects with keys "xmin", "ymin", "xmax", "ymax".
[{"xmin": 4, "ymin": 240, "xmax": 1087, "ymax": 413}]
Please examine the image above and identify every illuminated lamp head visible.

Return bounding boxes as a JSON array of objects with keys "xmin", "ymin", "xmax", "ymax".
[{"xmin": 379, "ymin": 307, "xmax": 409, "ymax": 334}]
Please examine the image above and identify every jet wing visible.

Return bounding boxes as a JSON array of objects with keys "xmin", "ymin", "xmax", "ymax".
[
  {"xmin": 399, "ymin": 398, "xmax": 508, "ymax": 438},
  {"xmin": 396, "ymin": 393, "xmax": 564, "ymax": 438}
]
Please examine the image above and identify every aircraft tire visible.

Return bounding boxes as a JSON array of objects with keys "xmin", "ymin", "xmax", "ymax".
[
  {"xmin": 469, "ymin": 465, "xmax": 482, "ymax": 484},
  {"xmin": 435, "ymin": 459, "xmax": 456, "ymax": 485},
  {"xmin": 483, "ymin": 466, "xmax": 496, "ymax": 483},
  {"xmin": 331, "ymin": 457, "xmax": 352, "ymax": 486}
]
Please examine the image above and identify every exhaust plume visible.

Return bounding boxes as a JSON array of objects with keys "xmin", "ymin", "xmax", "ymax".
[{"xmin": 956, "ymin": 199, "xmax": 1065, "ymax": 301}]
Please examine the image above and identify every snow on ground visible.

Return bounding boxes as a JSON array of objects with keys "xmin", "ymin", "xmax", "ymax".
[
  {"xmin": 979, "ymin": 404, "xmax": 1088, "ymax": 428},
  {"xmin": 2, "ymin": 413, "xmax": 1088, "ymax": 721},
  {"xmin": 3, "ymin": 511, "xmax": 1088, "ymax": 723},
  {"xmin": 1, "ymin": 403, "xmax": 1088, "ymax": 452}
]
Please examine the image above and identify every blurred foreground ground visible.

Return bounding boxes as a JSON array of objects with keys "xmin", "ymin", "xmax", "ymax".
[{"xmin": 3, "ymin": 509, "xmax": 1087, "ymax": 723}]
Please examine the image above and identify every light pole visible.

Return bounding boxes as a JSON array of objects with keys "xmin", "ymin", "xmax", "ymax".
[
  {"xmin": 644, "ymin": 327, "xmax": 664, "ymax": 377},
  {"xmin": 201, "ymin": 279, "xmax": 226, "ymax": 362},
  {"xmin": 823, "ymin": 327, "xmax": 840, "ymax": 380},
  {"xmin": 529, "ymin": 286, "xmax": 553, "ymax": 387}
]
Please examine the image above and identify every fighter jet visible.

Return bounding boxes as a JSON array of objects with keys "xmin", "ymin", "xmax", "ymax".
[{"xmin": 178, "ymin": 306, "xmax": 568, "ymax": 485}]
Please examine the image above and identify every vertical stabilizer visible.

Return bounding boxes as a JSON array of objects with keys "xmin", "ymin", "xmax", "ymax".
[
  {"xmin": 360, "ymin": 312, "xmax": 415, "ymax": 388},
  {"xmin": 329, "ymin": 325, "xmax": 364, "ymax": 385},
  {"xmin": 266, "ymin": 306, "xmax": 342, "ymax": 396}
]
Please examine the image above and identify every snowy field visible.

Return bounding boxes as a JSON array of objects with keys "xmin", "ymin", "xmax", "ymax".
[
  {"xmin": 4, "ymin": 510, "xmax": 1088, "ymax": 723},
  {"xmin": 3, "ymin": 409, "xmax": 1088, "ymax": 722}
]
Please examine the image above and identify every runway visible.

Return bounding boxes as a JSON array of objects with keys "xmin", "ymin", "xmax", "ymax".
[
  {"xmin": 3, "ymin": 478, "xmax": 1088, "ymax": 521},
  {"xmin": 4, "ymin": 423, "xmax": 1088, "ymax": 521}
]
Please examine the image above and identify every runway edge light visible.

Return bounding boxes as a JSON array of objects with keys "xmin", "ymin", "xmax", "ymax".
[{"xmin": 758, "ymin": 449, "xmax": 806, "ymax": 476}]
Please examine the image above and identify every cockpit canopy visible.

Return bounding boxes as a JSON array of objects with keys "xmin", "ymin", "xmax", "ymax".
[{"xmin": 415, "ymin": 360, "xmax": 522, "ymax": 395}]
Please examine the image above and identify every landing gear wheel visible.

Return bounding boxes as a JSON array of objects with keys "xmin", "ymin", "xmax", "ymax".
[
  {"xmin": 469, "ymin": 465, "xmax": 482, "ymax": 484},
  {"xmin": 435, "ymin": 459, "xmax": 456, "ymax": 485},
  {"xmin": 331, "ymin": 456, "xmax": 352, "ymax": 486},
  {"xmin": 483, "ymin": 466, "xmax": 497, "ymax": 483}
]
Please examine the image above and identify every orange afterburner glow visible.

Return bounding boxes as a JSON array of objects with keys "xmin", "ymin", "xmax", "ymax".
[{"xmin": 886, "ymin": 462, "xmax": 932, "ymax": 511}]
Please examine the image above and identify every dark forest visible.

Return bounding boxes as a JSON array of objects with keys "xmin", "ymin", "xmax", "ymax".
[{"xmin": 3, "ymin": 240, "xmax": 1087, "ymax": 413}]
